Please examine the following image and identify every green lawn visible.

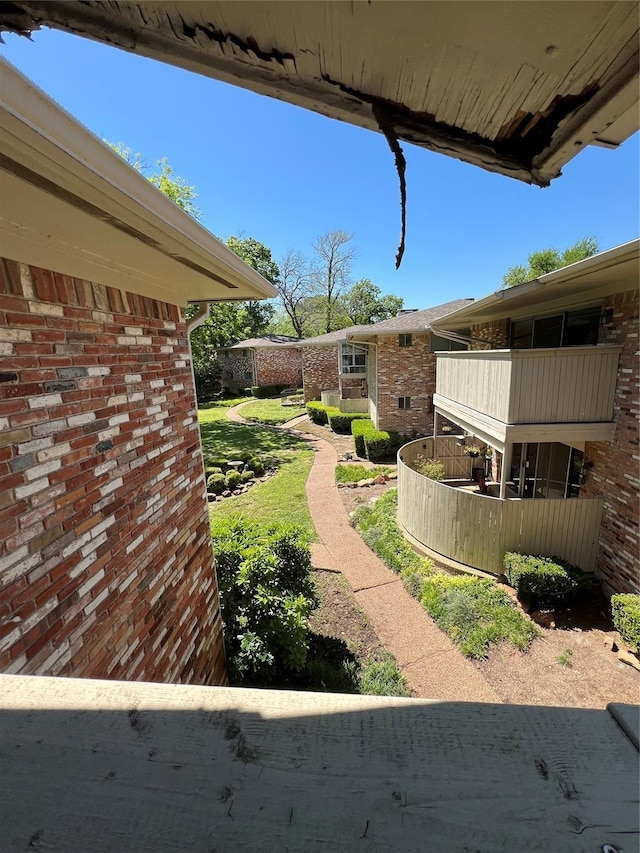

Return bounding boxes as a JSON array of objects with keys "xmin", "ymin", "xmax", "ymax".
[
  {"xmin": 240, "ymin": 397, "xmax": 307, "ymax": 425},
  {"xmin": 198, "ymin": 400, "xmax": 315, "ymax": 537}
]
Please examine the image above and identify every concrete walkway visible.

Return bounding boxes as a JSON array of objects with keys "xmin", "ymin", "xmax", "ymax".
[{"xmin": 225, "ymin": 404, "xmax": 500, "ymax": 702}]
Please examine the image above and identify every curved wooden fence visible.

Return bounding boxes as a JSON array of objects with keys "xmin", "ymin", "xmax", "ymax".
[{"xmin": 397, "ymin": 439, "xmax": 603, "ymax": 574}]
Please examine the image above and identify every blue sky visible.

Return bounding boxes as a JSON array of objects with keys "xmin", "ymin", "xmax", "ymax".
[{"xmin": 2, "ymin": 28, "xmax": 638, "ymax": 307}]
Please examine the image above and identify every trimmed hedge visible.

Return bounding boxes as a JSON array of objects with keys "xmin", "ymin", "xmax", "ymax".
[
  {"xmin": 207, "ymin": 472, "xmax": 226, "ymax": 494},
  {"xmin": 306, "ymin": 401, "xmax": 333, "ymax": 425},
  {"xmin": 504, "ymin": 552, "xmax": 590, "ymax": 606},
  {"xmin": 327, "ymin": 410, "xmax": 371, "ymax": 434},
  {"xmin": 251, "ymin": 384, "xmax": 289, "ymax": 398},
  {"xmin": 352, "ymin": 418, "xmax": 376, "ymax": 457},
  {"xmin": 611, "ymin": 593, "xmax": 640, "ymax": 653},
  {"xmin": 364, "ymin": 428, "xmax": 404, "ymax": 462}
]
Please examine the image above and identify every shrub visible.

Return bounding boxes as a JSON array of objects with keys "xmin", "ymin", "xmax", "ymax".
[
  {"xmin": 327, "ymin": 410, "xmax": 371, "ymax": 434},
  {"xmin": 240, "ymin": 469, "xmax": 254, "ymax": 483},
  {"xmin": 306, "ymin": 401, "xmax": 331, "ymax": 425},
  {"xmin": 335, "ymin": 463, "xmax": 392, "ymax": 484},
  {"xmin": 211, "ymin": 518, "xmax": 315, "ymax": 683},
  {"xmin": 351, "ymin": 418, "xmax": 376, "ymax": 457},
  {"xmin": 225, "ymin": 470, "xmax": 242, "ymax": 490},
  {"xmin": 504, "ymin": 552, "xmax": 590, "ymax": 606},
  {"xmin": 611, "ymin": 593, "xmax": 640, "ymax": 653},
  {"xmin": 251, "ymin": 384, "xmax": 288, "ymax": 399},
  {"xmin": 193, "ymin": 361, "xmax": 221, "ymax": 402},
  {"xmin": 364, "ymin": 428, "xmax": 404, "ymax": 462},
  {"xmin": 249, "ymin": 456, "xmax": 265, "ymax": 477},
  {"xmin": 207, "ymin": 472, "xmax": 226, "ymax": 494},
  {"xmin": 412, "ymin": 455, "xmax": 444, "ymax": 480}
]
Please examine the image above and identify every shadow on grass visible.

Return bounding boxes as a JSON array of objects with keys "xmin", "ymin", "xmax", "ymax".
[{"xmin": 199, "ymin": 420, "xmax": 309, "ymax": 461}]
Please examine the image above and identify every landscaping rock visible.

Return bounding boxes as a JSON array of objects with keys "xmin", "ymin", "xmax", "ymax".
[
  {"xmin": 222, "ymin": 490, "xmax": 232, "ymax": 498},
  {"xmin": 337, "ymin": 482, "xmax": 346, "ymax": 488},
  {"xmin": 347, "ymin": 482, "xmax": 357, "ymax": 489},
  {"xmin": 373, "ymin": 475, "xmax": 386, "ymax": 485},
  {"xmin": 357, "ymin": 478, "xmax": 375, "ymax": 488},
  {"xmin": 618, "ymin": 650, "xmax": 640, "ymax": 672},
  {"xmin": 387, "ymin": 471, "xmax": 398, "ymax": 480},
  {"xmin": 233, "ymin": 489, "xmax": 243, "ymax": 496}
]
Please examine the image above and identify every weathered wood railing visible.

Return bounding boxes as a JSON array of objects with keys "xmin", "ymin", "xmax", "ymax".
[{"xmin": 397, "ymin": 439, "xmax": 603, "ymax": 574}]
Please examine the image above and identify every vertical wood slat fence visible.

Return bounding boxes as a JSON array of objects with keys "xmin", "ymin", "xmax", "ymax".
[{"xmin": 398, "ymin": 439, "xmax": 603, "ymax": 574}]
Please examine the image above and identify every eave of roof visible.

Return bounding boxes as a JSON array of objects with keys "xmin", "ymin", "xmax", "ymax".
[
  {"xmin": 1, "ymin": 1, "xmax": 637, "ymax": 187},
  {"xmin": 219, "ymin": 336, "xmax": 302, "ymax": 350},
  {"xmin": 431, "ymin": 239, "xmax": 640, "ymax": 329},
  {"xmin": 0, "ymin": 58, "xmax": 277, "ymax": 307}
]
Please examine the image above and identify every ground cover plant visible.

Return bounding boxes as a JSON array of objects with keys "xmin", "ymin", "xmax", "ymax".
[
  {"xmin": 353, "ymin": 489, "xmax": 537, "ymax": 658},
  {"xmin": 335, "ymin": 463, "xmax": 393, "ymax": 484},
  {"xmin": 241, "ymin": 397, "xmax": 307, "ymax": 425}
]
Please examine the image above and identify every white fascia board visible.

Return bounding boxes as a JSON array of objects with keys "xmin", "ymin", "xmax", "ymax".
[{"xmin": 0, "ymin": 58, "xmax": 276, "ymax": 305}]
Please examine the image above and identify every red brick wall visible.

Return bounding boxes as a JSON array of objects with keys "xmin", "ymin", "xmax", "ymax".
[
  {"xmin": 255, "ymin": 347, "xmax": 302, "ymax": 388},
  {"xmin": 0, "ymin": 259, "xmax": 226, "ymax": 684},
  {"xmin": 470, "ymin": 319, "xmax": 509, "ymax": 349},
  {"xmin": 581, "ymin": 289, "xmax": 639, "ymax": 594},
  {"xmin": 375, "ymin": 333, "xmax": 435, "ymax": 435},
  {"xmin": 220, "ymin": 350, "xmax": 253, "ymax": 390},
  {"xmin": 302, "ymin": 345, "xmax": 339, "ymax": 401}
]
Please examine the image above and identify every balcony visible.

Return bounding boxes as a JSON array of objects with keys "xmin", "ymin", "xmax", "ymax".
[
  {"xmin": 434, "ymin": 347, "xmax": 621, "ymax": 441},
  {"xmin": 321, "ymin": 389, "xmax": 369, "ymax": 413},
  {"xmin": 398, "ymin": 438, "xmax": 603, "ymax": 574}
]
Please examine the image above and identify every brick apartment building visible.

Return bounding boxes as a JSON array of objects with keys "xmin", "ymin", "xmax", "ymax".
[{"xmin": 218, "ymin": 335, "xmax": 302, "ymax": 392}]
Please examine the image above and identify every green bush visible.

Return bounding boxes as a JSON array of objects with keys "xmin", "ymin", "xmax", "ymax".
[
  {"xmin": 611, "ymin": 593, "xmax": 640, "ymax": 653},
  {"xmin": 335, "ymin": 463, "xmax": 393, "ymax": 484},
  {"xmin": 225, "ymin": 470, "xmax": 242, "ymax": 490},
  {"xmin": 504, "ymin": 552, "xmax": 590, "ymax": 606},
  {"xmin": 240, "ymin": 469, "xmax": 254, "ymax": 483},
  {"xmin": 412, "ymin": 455, "xmax": 444, "ymax": 480},
  {"xmin": 251, "ymin": 384, "xmax": 288, "ymax": 399},
  {"xmin": 207, "ymin": 472, "xmax": 226, "ymax": 494},
  {"xmin": 327, "ymin": 410, "xmax": 371, "ymax": 434},
  {"xmin": 193, "ymin": 361, "xmax": 221, "ymax": 402},
  {"xmin": 249, "ymin": 456, "xmax": 265, "ymax": 476},
  {"xmin": 306, "ymin": 401, "xmax": 331, "ymax": 425},
  {"xmin": 211, "ymin": 518, "xmax": 315, "ymax": 683},
  {"xmin": 352, "ymin": 418, "xmax": 376, "ymax": 457},
  {"xmin": 364, "ymin": 428, "xmax": 404, "ymax": 462}
]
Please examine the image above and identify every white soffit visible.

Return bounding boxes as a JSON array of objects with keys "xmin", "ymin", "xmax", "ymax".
[
  {"xmin": 0, "ymin": 1, "xmax": 638, "ymax": 186},
  {"xmin": 0, "ymin": 59, "xmax": 277, "ymax": 306}
]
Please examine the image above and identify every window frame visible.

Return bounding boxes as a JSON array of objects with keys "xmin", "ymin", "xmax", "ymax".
[
  {"xmin": 398, "ymin": 333, "xmax": 412, "ymax": 348},
  {"xmin": 398, "ymin": 396, "xmax": 411, "ymax": 410}
]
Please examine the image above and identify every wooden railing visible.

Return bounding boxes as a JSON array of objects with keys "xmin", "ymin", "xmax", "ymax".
[
  {"xmin": 397, "ymin": 439, "xmax": 603, "ymax": 574},
  {"xmin": 435, "ymin": 346, "xmax": 621, "ymax": 424}
]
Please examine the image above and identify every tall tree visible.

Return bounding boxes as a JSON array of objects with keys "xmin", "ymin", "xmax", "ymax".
[
  {"xmin": 276, "ymin": 249, "xmax": 319, "ymax": 337},
  {"xmin": 225, "ymin": 236, "xmax": 279, "ymax": 335},
  {"xmin": 502, "ymin": 237, "xmax": 599, "ymax": 287},
  {"xmin": 311, "ymin": 230, "xmax": 356, "ymax": 333},
  {"xmin": 345, "ymin": 279, "xmax": 404, "ymax": 324}
]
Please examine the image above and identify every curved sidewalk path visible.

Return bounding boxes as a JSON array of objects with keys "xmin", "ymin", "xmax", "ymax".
[{"xmin": 226, "ymin": 403, "xmax": 499, "ymax": 702}]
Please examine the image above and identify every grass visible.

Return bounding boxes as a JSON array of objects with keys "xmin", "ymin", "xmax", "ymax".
[
  {"xmin": 198, "ymin": 396, "xmax": 252, "ymax": 423},
  {"xmin": 198, "ymin": 399, "xmax": 315, "ymax": 538},
  {"xmin": 556, "ymin": 648, "xmax": 573, "ymax": 667},
  {"xmin": 335, "ymin": 463, "xmax": 394, "ymax": 483},
  {"xmin": 241, "ymin": 397, "xmax": 307, "ymax": 425},
  {"xmin": 358, "ymin": 652, "xmax": 411, "ymax": 696},
  {"xmin": 353, "ymin": 489, "xmax": 538, "ymax": 659}
]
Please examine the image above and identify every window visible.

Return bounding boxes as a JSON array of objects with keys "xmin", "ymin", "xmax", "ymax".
[
  {"xmin": 340, "ymin": 343, "xmax": 367, "ymax": 374},
  {"xmin": 510, "ymin": 442, "xmax": 584, "ymax": 499},
  {"xmin": 399, "ymin": 333, "xmax": 412, "ymax": 347},
  {"xmin": 430, "ymin": 330, "xmax": 469, "ymax": 352},
  {"xmin": 398, "ymin": 396, "xmax": 411, "ymax": 410},
  {"xmin": 510, "ymin": 305, "xmax": 601, "ymax": 349}
]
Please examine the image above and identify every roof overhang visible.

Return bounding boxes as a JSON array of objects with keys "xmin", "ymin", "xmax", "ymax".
[
  {"xmin": 1, "ymin": 2, "xmax": 638, "ymax": 187},
  {"xmin": 431, "ymin": 239, "xmax": 640, "ymax": 329},
  {"xmin": 0, "ymin": 59, "xmax": 277, "ymax": 307},
  {"xmin": 433, "ymin": 394, "xmax": 617, "ymax": 450}
]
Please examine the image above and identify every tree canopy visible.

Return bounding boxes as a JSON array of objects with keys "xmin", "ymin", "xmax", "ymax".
[{"xmin": 502, "ymin": 237, "xmax": 600, "ymax": 287}]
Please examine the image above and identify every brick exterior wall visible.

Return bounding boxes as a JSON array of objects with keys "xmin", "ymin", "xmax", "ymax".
[
  {"xmin": 375, "ymin": 333, "xmax": 435, "ymax": 435},
  {"xmin": 220, "ymin": 350, "xmax": 253, "ymax": 390},
  {"xmin": 581, "ymin": 289, "xmax": 639, "ymax": 594},
  {"xmin": 302, "ymin": 345, "xmax": 339, "ymax": 401},
  {"xmin": 470, "ymin": 319, "xmax": 509, "ymax": 349},
  {"xmin": 0, "ymin": 259, "xmax": 226, "ymax": 684},
  {"xmin": 255, "ymin": 347, "xmax": 302, "ymax": 389}
]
